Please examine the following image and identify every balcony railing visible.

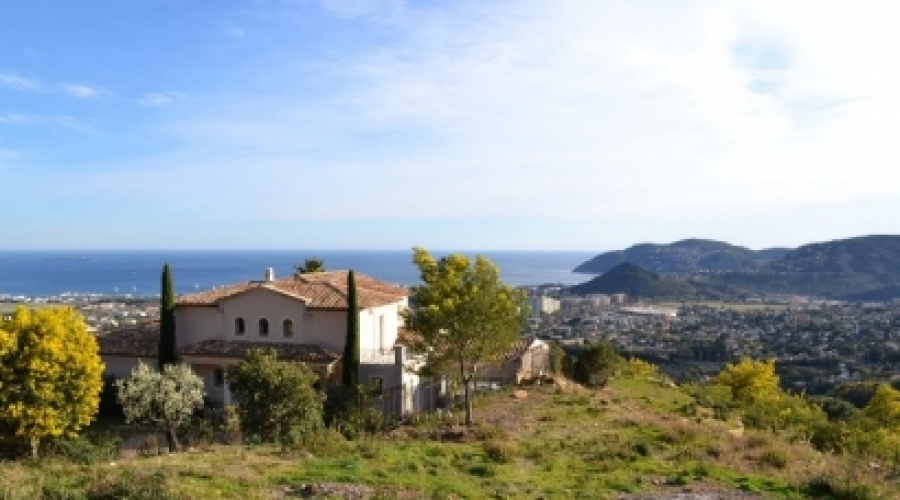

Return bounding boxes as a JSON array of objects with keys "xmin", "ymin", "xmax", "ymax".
[{"xmin": 359, "ymin": 348, "xmax": 396, "ymax": 364}]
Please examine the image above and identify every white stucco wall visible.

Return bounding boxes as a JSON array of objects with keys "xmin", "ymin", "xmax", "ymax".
[
  {"xmin": 220, "ymin": 288, "xmax": 306, "ymax": 342},
  {"xmin": 359, "ymin": 303, "xmax": 403, "ymax": 351},
  {"xmin": 175, "ymin": 288, "xmax": 406, "ymax": 354},
  {"xmin": 175, "ymin": 306, "xmax": 222, "ymax": 348}
]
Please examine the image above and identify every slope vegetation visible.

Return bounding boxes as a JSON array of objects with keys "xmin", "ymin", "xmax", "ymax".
[
  {"xmin": 574, "ymin": 239, "xmax": 788, "ymax": 274},
  {"xmin": 6, "ymin": 374, "xmax": 893, "ymax": 499}
]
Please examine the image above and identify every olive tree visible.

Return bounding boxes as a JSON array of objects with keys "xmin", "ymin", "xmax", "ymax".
[
  {"xmin": 116, "ymin": 363, "xmax": 205, "ymax": 453},
  {"xmin": 404, "ymin": 247, "xmax": 528, "ymax": 426}
]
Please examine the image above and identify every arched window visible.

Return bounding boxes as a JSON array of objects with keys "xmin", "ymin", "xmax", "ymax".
[
  {"xmin": 283, "ymin": 318, "xmax": 294, "ymax": 338},
  {"xmin": 258, "ymin": 318, "xmax": 269, "ymax": 337},
  {"xmin": 234, "ymin": 317, "xmax": 246, "ymax": 336}
]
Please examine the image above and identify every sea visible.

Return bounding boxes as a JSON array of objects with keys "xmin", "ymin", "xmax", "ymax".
[{"xmin": 0, "ymin": 250, "xmax": 597, "ymax": 298}]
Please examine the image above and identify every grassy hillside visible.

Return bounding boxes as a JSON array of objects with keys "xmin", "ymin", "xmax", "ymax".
[{"xmin": 2, "ymin": 374, "xmax": 895, "ymax": 499}]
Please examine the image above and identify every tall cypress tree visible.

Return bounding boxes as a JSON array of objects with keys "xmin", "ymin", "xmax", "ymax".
[
  {"xmin": 341, "ymin": 270, "xmax": 360, "ymax": 387},
  {"xmin": 158, "ymin": 263, "xmax": 177, "ymax": 369}
]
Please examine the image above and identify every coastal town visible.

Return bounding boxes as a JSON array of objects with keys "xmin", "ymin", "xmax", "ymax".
[
  {"xmin": 525, "ymin": 287, "xmax": 900, "ymax": 393},
  {"xmin": 5, "ymin": 279, "xmax": 899, "ymax": 397}
]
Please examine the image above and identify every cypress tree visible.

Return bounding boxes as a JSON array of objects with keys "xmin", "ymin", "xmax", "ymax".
[
  {"xmin": 158, "ymin": 263, "xmax": 177, "ymax": 369},
  {"xmin": 341, "ymin": 270, "xmax": 360, "ymax": 387}
]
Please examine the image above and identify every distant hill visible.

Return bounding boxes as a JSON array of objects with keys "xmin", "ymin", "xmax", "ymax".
[
  {"xmin": 770, "ymin": 235, "xmax": 900, "ymax": 274},
  {"xmin": 573, "ymin": 239, "xmax": 786, "ymax": 274},
  {"xmin": 572, "ymin": 235, "xmax": 900, "ymax": 301},
  {"xmin": 571, "ymin": 262, "xmax": 702, "ymax": 299}
]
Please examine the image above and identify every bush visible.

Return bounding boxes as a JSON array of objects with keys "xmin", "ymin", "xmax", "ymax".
[
  {"xmin": 483, "ymin": 440, "xmax": 516, "ymax": 463},
  {"xmin": 86, "ymin": 468, "xmax": 177, "ymax": 500},
  {"xmin": 44, "ymin": 435, "xmax": 119, "ymax": 465},
  {"xmin": 323, "ymin": 385, "xmax": 384, "ymax": 439},
  {"xmin": 40, "ymin": 477, "xmax": 86, "ymax": 500},
  {"xmin": 632, "ymin": 441, "xmax": 650, "ymax": 457},
  {"xmin": 805, "ymin": 475, "xmax": 880, "ymax": 500},
  {"xmin": 569, "ymin": 342, "xmax": 621, "ymax": 388},
  {"xmin": 222, "ymin": 405, "xmax": 242, "ymax": 444},
  {"xmin": 758, "ymin": 449, "xmax": 788, "ymax": 469},
  {"xmin": 227, "ymin": 349, "xmax": 325, "ymax": 447},
  {"xmin": 811, "ymin": 421, "xmax": 849, "ymax": 453}
]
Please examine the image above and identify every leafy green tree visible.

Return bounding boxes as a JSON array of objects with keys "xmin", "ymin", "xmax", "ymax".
[
  {"xmin": 404, "ymin": 247, "xmax": 528, "ymax": 426},
  {"xmin": 227, "ymin": 349, "xmax": 324, "ymax": 445},
  {"xmin": 296, "ymin": 258, "xmax": 325, "ymax": 274},
  {"xmin": 570, "ymin": 342, "xmax": 621, "ymax": 388},
  {"xmin": 861, "ymin": 383, "xmax": 900, "ymax": 428},
  {"xmin": 0, "ymin": 307, "xmax": 104, "ymax": 458},
  {"xmin": 342, "ymin": 270, "xmax": 360, "ymax": 387},
  {"xmin": 549, "ymin": 342, "xmax": 566, "ymax": 375},
  {"xmin": 158, "ymin": 263, "xmax": 177, "ymax": 369},
  {"xmin": 712, "ymin": 358, "xmax": 781, "ymax": 404},
  {"xmin": 115, "ymin": 363, "xmax": 205, "ymax": 453}
]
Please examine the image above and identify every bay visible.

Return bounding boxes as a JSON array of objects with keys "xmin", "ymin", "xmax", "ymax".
[{"xmin": 0, "ymin": 250, "xmax": 596, "ymax": 297}]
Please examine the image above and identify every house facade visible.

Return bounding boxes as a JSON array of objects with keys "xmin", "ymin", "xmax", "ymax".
[
  {"xmin": 100, "ymin": 269, "xmax": 431, "ymax": 416},
  {"xmin": 481, "ymin": 336, "xmax": 551, "ymax": 384}
]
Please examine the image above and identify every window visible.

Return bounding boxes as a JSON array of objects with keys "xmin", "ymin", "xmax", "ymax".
[
  {"xmin": 283, "ymin": 318, "xmax": 294, "ymax": 338},
  {"xmin": 235, "ymin": 317, "xmax": 246, "ymax": 336},
  {"xmin": 258, "ymin": 318, "xmax": 269, "ymax": 337},
  {"xmin": 213, "ymin": 367, "xmax": 225, "ymax": 387}
]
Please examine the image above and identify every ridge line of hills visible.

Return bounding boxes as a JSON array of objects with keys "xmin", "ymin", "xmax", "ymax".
[{"xmin": 570, "ymin": 235, "xmax": 900, "ymax": 301}]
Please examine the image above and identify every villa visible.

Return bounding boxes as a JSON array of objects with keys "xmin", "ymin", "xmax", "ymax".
[{"xmin": 100, "ymin": 269, "xmax": 432, "ymax": 416}]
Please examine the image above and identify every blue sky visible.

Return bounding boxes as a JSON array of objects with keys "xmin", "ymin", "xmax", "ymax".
[{"xmin": 2, "ymin": 1, "xmax": 898, "ymax": 251}]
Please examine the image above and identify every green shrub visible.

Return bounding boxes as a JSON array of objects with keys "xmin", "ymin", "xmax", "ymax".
[
  {"xmin": 40, "ymin": 476, "xmax": 87, "ymax": 500},
  {"xmin": 467, "ymin": 464, "xmax": 495, "ymax": 477},
  {"xmin": 227, "ymin": 349, "xmax": 324, "ymax": 446},
  {"xmin": 804, "ymin": 475, "xmax": 880, "ymax": 500},
  {"xmin": 45, "ymin": 435, "xmax": 119, "ymax": 465},
  {"xmin": 811, "ymin": 421, "xmax": 848, "ymax": 453},
  {"xmin": 222, "ymin": 405, "xmax": 242, "ymax": 444},
  {"xmin": 86, "ymin": 469, "xmax": 177, "ymax": 500},
  {"xmin": 483, "ymin": 440, "xmax": 516, "ymax": 463},
  {"xmin": 758, "ymin": 449, "xmax": 788, "ymax": 469},
  {"xmin": 632, "ymin": 441, "xmax": 650, "ymax": 457},
  {"xmin": 323, "ymin": 385, "xmax": 385, "ymax": 440}
]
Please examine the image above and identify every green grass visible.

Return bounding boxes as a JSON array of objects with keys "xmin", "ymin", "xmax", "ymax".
[{"xmin": 1, "ymin": 375, "xmax": 897, "ymax": 499}]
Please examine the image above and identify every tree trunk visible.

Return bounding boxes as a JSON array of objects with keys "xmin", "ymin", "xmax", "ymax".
[
  {"xmin": 166, "ymin": 427, "xmax": 179, "ymax": 453},
  {"xmin": 30, "ymin": 437, "xmax": 39, "ymax": 459},
  {"xmin": 462, "ymin": 375, "xmax": 473, "ymax": 426}
]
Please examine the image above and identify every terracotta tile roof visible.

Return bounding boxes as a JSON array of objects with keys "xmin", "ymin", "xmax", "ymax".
[
  {"xmin": 176, "ymin": 270, "xmax": 408, "ymax": 310},
  {"xmin": 98, "ymin": 323, "xmax": 159, "ymax": 357},
  {"xmin": 177, "ymin": 339, "xmax": 341, "ymax": 364}
]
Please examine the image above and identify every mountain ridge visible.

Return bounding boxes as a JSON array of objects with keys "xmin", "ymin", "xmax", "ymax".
[{"xmin": 572, "ymin": 235, "xmax": 900, "ymax": 300}]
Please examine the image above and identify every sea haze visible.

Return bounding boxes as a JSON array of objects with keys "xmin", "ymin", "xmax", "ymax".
[{"xmin": 0, "ymin": 250, "xmax": 597, "ymax": 297}]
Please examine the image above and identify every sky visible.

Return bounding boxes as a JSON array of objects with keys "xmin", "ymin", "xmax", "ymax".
[{"xmin": 1, "ymin": 0, "xmax": 898, "ymax": 251}]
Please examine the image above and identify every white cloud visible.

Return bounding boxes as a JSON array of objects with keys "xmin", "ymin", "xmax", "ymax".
[
  {"xmin": 60, "ymin": 83, "xmax": 104, "ymax": 99},
  {"xmin": 308, "ymin": 0, "xmax": 900, "ymax": 219},
  {"xmin": 138, "ymin": 91, "xmax": 186, "ymax": 106},
  {"xmin": 0, "ymin": 71, "xmax": 40, "ymax": 91},
  {"xmin": 25, "ymin": 0, "xmax": 900, "ymax": 249},
  {"xmin": 219, "ymin": 22, "xmax": 246, "ymax": 39},
  {"xmin": 0, "ymin": 113, "xmax": 94, "ymax": 133},
  {"xmin": 317, "ymin": 0, "xmax": 406, "ymax": 18}
]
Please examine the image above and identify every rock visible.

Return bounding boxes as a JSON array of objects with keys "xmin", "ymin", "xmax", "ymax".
[{"xmin": 512, "ymin": 390, "xmax": 528, "ymax": 399}]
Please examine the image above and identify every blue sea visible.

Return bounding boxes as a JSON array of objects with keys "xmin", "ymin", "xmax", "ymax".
[{"xmin": 0, "ymin": 250, "xmax": 597, "ymax": 298}]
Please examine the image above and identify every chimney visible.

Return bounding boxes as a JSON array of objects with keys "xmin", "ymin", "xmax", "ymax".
[{"xmin": 265, "ymin": 268, "xmax": 275, "ymax": 282}]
